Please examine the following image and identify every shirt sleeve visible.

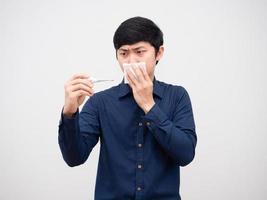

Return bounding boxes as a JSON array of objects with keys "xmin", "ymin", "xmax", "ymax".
[
  {"xmin": 142, "ymin": 86, "xmax": 197, "ymax": 166},
  {"xmin": 58, "ymin": 94, "xmax": 101, "ymax": 167}
]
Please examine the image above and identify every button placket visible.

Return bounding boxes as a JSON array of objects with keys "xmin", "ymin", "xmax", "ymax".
[{"xmin": 136, "ymin": 119, "xmax": 144, "ymax": 196}]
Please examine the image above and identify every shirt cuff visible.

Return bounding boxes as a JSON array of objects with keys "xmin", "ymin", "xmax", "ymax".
[
  {"xmin": 142, "ymin": 103, "xmax": 168, "ymax": 129},
  {"xmin": 58, "ymin": 107, "xmax": 79, "ymax": 127}
]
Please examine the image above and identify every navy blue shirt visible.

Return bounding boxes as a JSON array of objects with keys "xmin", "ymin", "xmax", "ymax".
[{"xmin": 58, "ymin": 77, "xmax": 197, "ymax": 200}]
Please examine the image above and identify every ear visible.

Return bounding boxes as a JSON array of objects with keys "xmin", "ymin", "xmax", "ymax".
[{"xmin": 156, "ymin": 46, "xmax": 164, "ymax": 61}]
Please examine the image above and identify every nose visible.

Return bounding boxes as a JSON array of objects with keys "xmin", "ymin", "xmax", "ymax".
[{"xmin": 126, "ymin": 53, "xmax": 139, "ymax": 64}]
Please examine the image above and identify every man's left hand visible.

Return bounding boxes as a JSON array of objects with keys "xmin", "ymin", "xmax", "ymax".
[{"xmin": 126, "ymin": 66, "xmax": 155, "ymax": 114}]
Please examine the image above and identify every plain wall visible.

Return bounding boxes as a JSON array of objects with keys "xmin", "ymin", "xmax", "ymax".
[{"xmin": 0, "ymin": 0, "xmax": 266, "ymax": 199}]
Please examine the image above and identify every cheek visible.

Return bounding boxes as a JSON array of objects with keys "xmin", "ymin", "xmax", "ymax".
[
  {"xmin": 116, "ymin": 59, "xmax": 124, "ymax": 72},
  {"xmin": 146, "ymin": 64, "xmax": 155, "ymax": 75},
  {"xmin": 144, "ymin": 56, "xmax": 156, "ymax": 73}
]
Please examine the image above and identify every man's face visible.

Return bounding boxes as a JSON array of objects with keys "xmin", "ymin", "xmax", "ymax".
[{"xmin": 116, "ymin": 41, "xmax": 164, "ymax": 81}]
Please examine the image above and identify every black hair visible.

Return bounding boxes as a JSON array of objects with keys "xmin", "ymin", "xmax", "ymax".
[{"xmin": 113, "ymin": 16, "xmax": 164, "ymax": 54}]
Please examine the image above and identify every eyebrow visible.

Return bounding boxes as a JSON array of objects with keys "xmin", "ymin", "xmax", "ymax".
[
  {"xmin": 118, "ymin": 48, "xmax": 128, "ymax": 51},
  {"xmin": 118, "ymin": 46, "xmax": 146, "ymax": 51}
]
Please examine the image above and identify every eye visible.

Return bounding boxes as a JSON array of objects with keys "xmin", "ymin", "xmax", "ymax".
[
  {"xmin": 137, "ymin": 50, "xmax": 146, "ymax": 55},
  {"xmin": 119, "ymin": 51, "xmax": 127, "ymax": 56}
]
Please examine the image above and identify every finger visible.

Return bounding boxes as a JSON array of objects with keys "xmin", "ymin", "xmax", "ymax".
[
  {"xmin": 126, "ymin": 74, "xmax": 135, "ymax": 90},
  {"xmin": 126, "ymin": 68, "xmax": 137, "ymax": 86},
  {"xmin": 126, "ymin": 70, "xmax": 136, "ymax": 89},
  {"xmin": 132, "ymin": 66, "xmax": 145, "ymax": 83},
  {"xmin": 70, "ymin": 78, "xmax": 94, "ymax": 88},
  {"xmin": 69, "ymin": 73, "xmax": 89, "ymax": 82},
  {"xmin": 72, "ymin": 90, "xmax": 92, "ymax": 98},
  {"xmin": 140, "ymin": 66, "xmax": 150, "ymax": 81},
  {"xmin": 70, "ymin": 83, "xmax": 94, "ymax": 94}
]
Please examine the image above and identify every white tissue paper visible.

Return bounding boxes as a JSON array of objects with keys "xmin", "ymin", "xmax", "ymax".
[{"xmin": 123, "ymin": 62, "xmax": 146, "ymax": 84}]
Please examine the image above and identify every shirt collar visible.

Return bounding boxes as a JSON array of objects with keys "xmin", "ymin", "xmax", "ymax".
[{"xmin": 118, "ymin": 76, "xmax": 163, "ymax": 99}]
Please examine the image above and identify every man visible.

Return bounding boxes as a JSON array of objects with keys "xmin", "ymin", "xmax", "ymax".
[{"xmin": 58, "ymin": 16, "xmax": 197, "ymax": 200}]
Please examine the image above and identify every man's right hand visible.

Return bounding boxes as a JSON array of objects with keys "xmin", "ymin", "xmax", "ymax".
[{"xmin": 63, "ymin": 73, "xmax": 94, "ymax": 117}]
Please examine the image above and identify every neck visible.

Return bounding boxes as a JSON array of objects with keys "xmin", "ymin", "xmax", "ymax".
[{"xmin": 149, "ymin": 74, "xmax": 155, "ymax": 82}]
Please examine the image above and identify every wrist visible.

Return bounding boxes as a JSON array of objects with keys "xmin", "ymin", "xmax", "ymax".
[
  {"xmin": 143, "ymin": 101, "xmax": 155, "ymax": 114},
  {"xmin": 63, "ymin": 106, "xmax": 77, "ymax": 118}
]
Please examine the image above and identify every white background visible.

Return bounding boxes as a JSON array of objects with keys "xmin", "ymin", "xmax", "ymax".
[{"xmin": 1, "ymin": 0, "xmax": 266, "ymax": 199}]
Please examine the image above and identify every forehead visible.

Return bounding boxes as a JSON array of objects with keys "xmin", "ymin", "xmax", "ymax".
[{"xmin": 118, "ymin": 41, "xmax": 153, "ymax": 50}]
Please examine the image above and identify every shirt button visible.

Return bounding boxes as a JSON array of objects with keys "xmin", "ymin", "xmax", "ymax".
[
  {"xmin": 146, "ymin": 122, "xmax": 150, "ymax": 126},
  {"xmin": 138, "ymin": 122, "xmax": 142, "ymax": 126},
  {"xmin": 138, "ymin": 143, "xmax": 142, "ymax": 148},
  {"xmin": 137, "ymin": 187, "xmax": 142, "ymax": 191},
  {"xmin": 138, "ymin": 164, "xmax": 142, "ymax": 169}
]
